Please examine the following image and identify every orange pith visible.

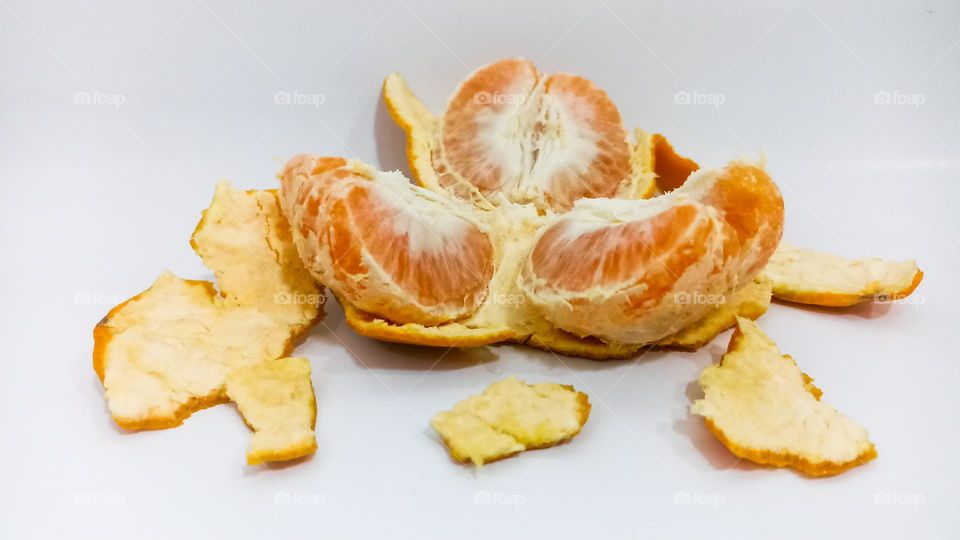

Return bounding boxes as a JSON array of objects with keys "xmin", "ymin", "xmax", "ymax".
[{"xmin": 530, "ymin": 203, "xmax": 714, "ymax": 305}]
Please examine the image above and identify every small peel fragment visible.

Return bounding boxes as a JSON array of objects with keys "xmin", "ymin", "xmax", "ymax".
[
  {"xmin": 93, "ymin": 182, "xmax": 324, "ymax": 430},
  {"xmin": 691, "ymin": 317, "xmax": 876, "ymax": 477},
  {"xmin": 431, "ymin": 377, "xmax": 590, "ymax": 466},
  {"xmin": 761, "ymin": 242, "xmax": 923, "ymax": 307},
  {"xmin": 651, "ymin": 133, "xmax": 700, "ymax": 193},
  {"xmin": 225, "ymin": 357, "xmax": 318, "ymax": 465}
]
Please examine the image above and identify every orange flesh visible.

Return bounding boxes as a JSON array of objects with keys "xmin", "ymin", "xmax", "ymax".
[
  {"xmin": 702, "ymin": 164, "xmax": 784, "ymax": 274},
  {"xmin": 440, "ymin": 59, "xmax": 539, "ymax": 194},
  {"xmin": 438, "ymin": 59, "xmax": 631, "ymax": 210},
  {"xmin": 539, "ymin": 74, "xmax": 631, "ymax": 210},
  {"xmin": 340, "ymin": 185, "xmax": 494, "ymax": 308},
  {"xmin": 286, "ymin": 158, "xmax": 495, "ymax": 312},
  {"xmin": 530, "ymin": 204, "xmax": 714, "ymax": 306}
]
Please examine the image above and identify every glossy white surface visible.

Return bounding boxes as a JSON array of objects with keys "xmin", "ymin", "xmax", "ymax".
[{"xmin": 2, "ymin": 1, "xmax": 958, "ymax": 538}]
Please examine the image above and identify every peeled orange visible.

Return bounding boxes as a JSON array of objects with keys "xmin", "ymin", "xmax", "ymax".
[{"xmin": 278, "ymin": 58, "xmax": 916, "ymax": 359}]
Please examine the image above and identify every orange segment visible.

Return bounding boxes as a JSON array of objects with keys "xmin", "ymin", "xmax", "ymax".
[
  {"xmin": 279, "ymin": 155, "xmax": 494, "ymax": 325},
  {"xmin": 700, "ymin": 163, "xmax": 784, "ymax": 276},
  {"xmin": 339, "ymin": 183, "xmax": 493, "ymax": 310},
  {"xmin": 519, "ymin": 160, "xmax": 784, "ymax": 345},
  {"xmin": 438, "ymin": 58, "xmax": 540, "ymax": 195},
  {"xmin": 529, "ymin": 203, "xmax": 713, "ymax": 302},
  {"xmin": 435, "ymin": 59, "xmax": 631, "ymax": 211},
  {"xmin": 532, "ymin": 74, "xmax": 632, "ymax": 210}
]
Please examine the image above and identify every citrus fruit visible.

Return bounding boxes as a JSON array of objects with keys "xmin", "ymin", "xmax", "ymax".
[
  {"xmin": 279, "ymin": 155, "xmax": 495, "ymax": 326},
  {"xmin": 433, "ymin": 58, "xmax": 632, "ymax": 211}
]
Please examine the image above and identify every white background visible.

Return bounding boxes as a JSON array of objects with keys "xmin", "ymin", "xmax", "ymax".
[{"xmin": 2, "ymin": 1, "xmax": 959, "ymax": 538}]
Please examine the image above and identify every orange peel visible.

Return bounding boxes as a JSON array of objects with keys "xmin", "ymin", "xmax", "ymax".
[
  {"xmin": 93, "ymin": 182, "xmax": 324, "ymax": 430},
  {"xmin": 761, "ymin": 242, "xmax": 923, "ymax": 307},
  {"xmin": 692, "ymin": 317, "xmax": 877, "ymax": 477},
  {"xmin": 225, "ymin": 357, "xmax": 318, "ymax": 465},
  {"xmin": 431, "ymin": 377, "xmax": 591, "ymax": 466}
]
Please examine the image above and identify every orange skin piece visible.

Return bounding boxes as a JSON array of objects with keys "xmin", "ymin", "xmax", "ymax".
[
  {"xmin": 700, "ymin": 323, "xmax": 878, "ymax": 477},
  {"xmin": 774, "ymin": 269, "xmax": 924, "ymax": 307},
  {"xmin": 651, "ymin": 133, "xmax": 700, "ymax": 192}
]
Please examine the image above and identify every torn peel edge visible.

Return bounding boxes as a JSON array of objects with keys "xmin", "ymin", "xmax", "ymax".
[
  {"xmin": 772, "ymin": 268, "xmax": 924, "ymax": 307},
  {"xmin": 436, "ymin": 386, "xmax": 592, "ymax": 466},
  {"xmin": 92, "ymin": 275, "xmax": 323, "ymax": 430},
  {"xmin": 340, "ymin": 287, "xmax": 767, "ymax": 359},
  {"xmin": 247, "ymin": 440, "xmax": 319, "ymax": 466},
  {"xmin": 382, "ymin": 73, "xmax": 438, "ymax": 188},
  {"xmin": 92, "ymin": 277, "xmax": 217, "ymax": 383},
  {"xmin": 339, "ymin": 297, "xmax": 516, "ymax": 348},
  {"xmin": 112, "ymin": 394, "xmax": 231, "ymax": 431},
  {"xmin": 516, "ymin": 331, "xmax": 644, "ymax": 360},
  {"xmin": 522, "ymin": 387, "xmax": 592, "ymax": 451},
  {"xmin": 702, "ymin": 418, "xmax": 878, "ymax": 477},
  {"xmin": 189, "ymin": 187, "xmax": 277, "ymax": 254},
  {"xmin": 697, "ymin": 318, "xmax": 876, "ymax": 477}
]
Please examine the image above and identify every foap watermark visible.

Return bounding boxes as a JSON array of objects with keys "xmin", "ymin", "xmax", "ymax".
[
  {"xmin": 474, "ymin": 490, "xmax": 525, "ymax": 507},
  {"xmin": 274, "ymin": 91, "xmax": 326, "ymax": 108},
  {"xmin": 673, "ymin": 90, "xmax": 725, "ymax": 108},
  {"xmin": 488, "ymin": 292, "xmax": 527, "ymax": 306},
  {"xmin": 873, "ymin": 91, "xmax": 925, "ymax": 108},
  {"xmin": 74, "ymin": 491, "xmax": 126, "ymax": 507},
  {"xmin": 874, "ymin": 292, "xmax": 924, "ymax": 307},
  {"xmin": 673, "ymin": 490, "xmax": 725, "ymax": 507},
  {"xmin": 273, "ymin": 490, "xmax": 324, "ymax": 507},
  {"xmin": 673, "ymin": 291, "xmax": 726, "ymax": 306},
  {"xmin": 274, "ymin": 291, "xmax": 327, "ymax": 306},
  {"xmin": 473, "ymin": 90, "xmax": 527, "ymax": 106},
  {"xmin": 74, "ymin": 91, "xmax": 126, "ymax": 109},
  {"xmin": 74, "ymin": 291, "xmax": 124, "ymax": 306},
  {"xmin": 874, "ymin": 491, "xmax": 925, "ymax": 507}
]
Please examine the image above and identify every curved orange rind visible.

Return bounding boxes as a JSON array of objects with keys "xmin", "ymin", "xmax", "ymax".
[
  {"xmin": 93, "ymin": 182, "xmax": 324, "ymax": 431},
  {"xmin": 335, "ymin": 278, "xmax": 773, "ymax": 359},
  {"xmin": 760, "ymin": 242, "xmax": 923, "ymax": 307},
  {"xmin": 382, "ymin": 72, "xmax": 441, "ymax": 190},
  {"xmin": 340, "ymin": 298, "xmax": 516, "ymax": 348},
  {"xmin": 650, "ymin": 132, "xmax": 700, "ymax": 193},
  {"xmin": 431, "ymin": 377, "xmax": 591, "ymax": 466},
  {"xmin": 692, "ymin": 317, "xmax": 877, "ymax": 477}
]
